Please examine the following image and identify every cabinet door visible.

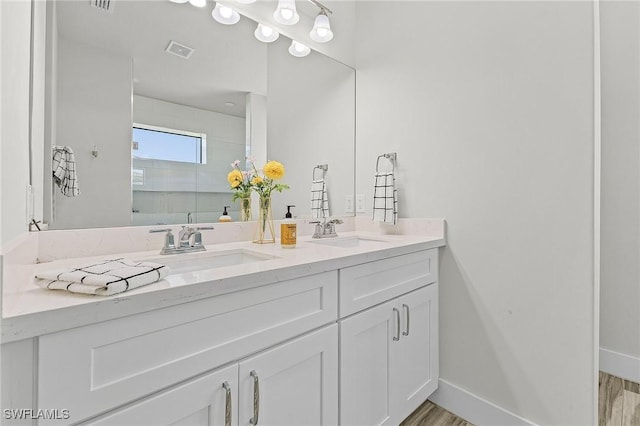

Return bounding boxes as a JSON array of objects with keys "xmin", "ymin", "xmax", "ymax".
[
  {"xmin": 238, "ymin": 325, "xmax": 338, "ymax": 426},
  {"xmin": 393, "ymin": 284, "xmax": 439, "ymax": 423},
  {"xmin": 340, "ymin": 299, "xmax": 398, "ymax": 426},
  {"xmin": 85, "ymin": 364, "xmax": 238, "ymax": 426}
]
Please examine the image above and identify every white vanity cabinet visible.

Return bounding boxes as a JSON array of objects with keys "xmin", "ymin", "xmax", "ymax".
[
  {"xmin": 1, "ymin": 242, "xmax": 442, "ymax": 426},
  {"xmin": 37, "ymin": 272, "xmax": 338, "ymax": 425},
  {"xmin": 85, "ymin": 325, "xmax": 338, "ymax": 426},
  {"xmin": 339, "ymin": 250, "xmax": 439, "ymax": 426}
]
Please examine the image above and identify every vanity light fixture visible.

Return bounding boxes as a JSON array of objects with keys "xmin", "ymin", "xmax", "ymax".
[
  {"xmin": 309, "ymin": 8, "xmax": 333, "ymax": 43},
  {"xmin": 212, "ymin": 2, "xmax": 240, "ymax": 25},
  {"xmin": 234, "ymin": 0, "xmax": 256, "ymax": 3},
  {"xmin": 188, "ymin": 0, "xmax": 207, "ymax": 7},
  {"xmin": 273, "ymin": 0, "xmax": 299, "ymax": 25},
  {"xmin": 254, "ymin": 23, "xmax": 280, "ymax": 43},
  {"xmin": 288, "ymin": 40, "xmax": 310, "ymax": 57},
  {"xmin": 168, "ymin": 0, "xmax": 189, "ymax": 3}
]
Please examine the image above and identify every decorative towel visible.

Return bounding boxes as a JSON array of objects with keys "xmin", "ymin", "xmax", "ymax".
[
  {"xmin": 52, "ymin": 145, "xmax": 80, "ymax": 197},
  {"xmin": 35, "ymin": 258, "xmax": 169, "ymax": 296},
  {"xmin": 372, "ymin": 172, "xmax": 398, "ymax": 224},
  {"xmin": 311, "ymin": 179, "xmax": 330, "ymax": 219}
]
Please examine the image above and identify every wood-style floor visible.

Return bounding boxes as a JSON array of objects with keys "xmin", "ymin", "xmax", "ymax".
[
  {"xmin": 401, "ymin": 372, "xmax": 640, "ymax": 426},
  {"xmin": 600, "ymin": 372, "xmax": 640, "ymax": 426}
]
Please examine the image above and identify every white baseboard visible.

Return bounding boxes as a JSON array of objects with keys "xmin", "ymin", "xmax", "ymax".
[
  {"xmin": 600, "ymin": 347, "xmax": 640, "ymax": 383},
  {"xmin": 428, "ymin": 379, "xmax": 537, "ymax": 426}
]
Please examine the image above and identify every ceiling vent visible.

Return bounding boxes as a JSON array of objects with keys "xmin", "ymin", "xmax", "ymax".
[
  {"xmin": 90, "ymin": 0, "xmax": 113, "ymax": 13},
  {"xmin": 165, "ymin": 41, "xmax": 195, "ymax": 59}
]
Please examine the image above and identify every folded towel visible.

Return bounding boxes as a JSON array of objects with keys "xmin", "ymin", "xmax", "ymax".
[
  {"xmin": 52, "ymin": 145, "xmax": 80, "ymax": 197},
  {"xmin": 35, "ymin": 258, "xmax": 169, "ymax": 296},
  {"xmin": 311, "ymin": 179, "xmax": 330, "ymax": 219},
  {"xmin": 372, "ymin": 172, "xmax": 398, "ymax": 224}
]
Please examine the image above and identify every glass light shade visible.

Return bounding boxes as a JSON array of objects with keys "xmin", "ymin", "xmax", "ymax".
[
  {"xmin": 169, "ymin": 0, "xmax": 189, "ymax": 3},
  {"xmin": 212, "ymin": 3, "xmax": 240, "ymax": 24},
  {"xmin": 188, "ymin": 0, "xmax": 207, "ymax": 7},
  {"xmin": 273, "ymin": 0, "xmax": 299, "ymax": 25},
  {"xmin": 288, "ymin": 40, "xmax": 310, "ymax": 57},
  {"xmin": 254, "ymin": 23, "xmax": 279, "ymax": 43},
  {"xmin": 309, "ymin": 12, "xmax": 333, "ymax": 42}
]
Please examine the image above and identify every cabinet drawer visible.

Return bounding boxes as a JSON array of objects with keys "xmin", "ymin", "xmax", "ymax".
[
  {"xmin": 38, "ymin": 271, "xmax": 338, "ymax": 424},
  {"xmin": 339, "ymin": 249, "xmax": 437, "ymax": 317}
]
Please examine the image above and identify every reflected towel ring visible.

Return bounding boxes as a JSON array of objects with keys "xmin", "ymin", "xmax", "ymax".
[{"xmin": 313, "ymin": 164, "xmax": 328, "ymax": 180}]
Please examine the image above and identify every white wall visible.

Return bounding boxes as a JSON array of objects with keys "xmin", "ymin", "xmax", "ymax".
[
  {"xmin": 600, "ymin": 0, "xmax": 640, "ymax": 380},
  {"xmin": 132, "ymin": 95, "xmax": 245, "ymax": 224},
  {"xmin": 355, "ymin": 2, "xmax": 596, "ymax": 424},
  {"xmin": 267, "ymin": 35, "xmax": 355, "ymax": 219},
  {"xmin": 1, "ymin": 0, "xmax": 32, "ymax": 246},
  {"xmin": 51, "ymin": 37, "xmax": 132, "ymax": 229}
]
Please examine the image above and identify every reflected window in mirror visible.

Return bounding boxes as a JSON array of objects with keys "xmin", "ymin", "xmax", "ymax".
[{"xmin": 132, "ymin": 124, "xmax": 206, "ymax": 164}]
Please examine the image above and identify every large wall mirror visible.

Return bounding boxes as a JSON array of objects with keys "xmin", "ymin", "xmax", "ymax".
[{"xmin": 41, "ymin": 0, "xmax": 355, "ymax": 230}]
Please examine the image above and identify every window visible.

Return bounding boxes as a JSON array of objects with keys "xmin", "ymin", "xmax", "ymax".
[{"xmin": 132, "ymin": 124, "xmax": 206, "ymax": 164}]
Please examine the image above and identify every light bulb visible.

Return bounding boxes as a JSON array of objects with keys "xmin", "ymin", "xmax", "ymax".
[
  {"xmin": 254, "ymin": 23, "xmax": 279, "ymax": 43},
  {"xmin": 188, "ymin": 0, "xmax": 207, "ymax": 7},
  {"xmin": 310, "ymin": 11, "xmax": 333, "ymax": 43},
  {"xmin": 273, "ymin": 0, "xmax": 299, "ymax": 25},
  {"xmin": 212, "ymin": 3, "xmax": 240, "ymax": 24},
  {"xmin": 288, "ymin": 40, "xmax": 310, "ymax": 57}
]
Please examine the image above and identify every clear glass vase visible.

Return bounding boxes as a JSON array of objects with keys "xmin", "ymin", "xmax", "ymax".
[
  {"xmin": 253, "ymin": 196, "xmax": 275, "ymax": 244},
  {"xmin": 239, "ymin": 197, "xmax": 252, "ymax": 221}
]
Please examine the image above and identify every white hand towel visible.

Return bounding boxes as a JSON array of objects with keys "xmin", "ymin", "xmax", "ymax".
[
  {"xmin": 35, "ymin": 258, "xmax": 169, "ymax": 296},
  {"xmin": 372, "ymin": 172, "xmax": 398, "ymax": 224},
  {"xmin": 52, "ymin": 145, "xmax": 80, "ymax": 197},
  {"xmin": 311, "ymin": 179, "xmax": 330, "ymax": 219}
]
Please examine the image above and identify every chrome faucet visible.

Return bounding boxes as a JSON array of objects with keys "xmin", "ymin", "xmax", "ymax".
[
  {"xmin": 187, "ymin": 212, "xmax": 193, "ymax": 224},
  {"xmin": 310, "ymin": 218, "xmax": 343, "ymax": 239},
  {"xmin": 150, "ymin": 226, "xmax": 214, "ymax": 255}
]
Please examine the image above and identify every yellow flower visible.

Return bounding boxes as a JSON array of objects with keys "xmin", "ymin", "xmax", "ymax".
[
  {"xmin": 227, "ymin": 170, "xmax": 243, "ymax": 188},
  {"xmin": 263, "ymin": 161, "xmax": 285, "ymax": 180},
  {"xmin": 251, "ymin": 176, "xmax": 263, "ymax": 185}
]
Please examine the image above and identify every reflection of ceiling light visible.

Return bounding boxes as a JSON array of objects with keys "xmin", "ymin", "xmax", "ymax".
[
  {"xmin": 288, "ymin": 40, "xmax": 310, "ymax": 57},
  {"xmin": 212, "ymin": 3, "xmax": 240, "ymax": 24},
  {"xmin": 310, "ymin": 9, "xmax": 333, "ymax": 42},
  {"xmin": 254, "ymin": 23, "xmax": 279, "ymax": 43},
  {"xmin": 273, "ymin": 0, "xmax": 299, "ymax": 25},
  {"xmin": 188, "ymin": 0, "xmax": 207, "ymax": 7}
]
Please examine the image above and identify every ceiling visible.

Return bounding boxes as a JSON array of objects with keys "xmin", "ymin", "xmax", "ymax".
[{"xmin": 56, "ymin": 0, "xmax": 273, "ymax": 118}]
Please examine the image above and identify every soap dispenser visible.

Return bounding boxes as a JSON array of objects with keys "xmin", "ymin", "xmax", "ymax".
[
  {"xmin": 281, "ymin": 205, "xmax": 296, "ymax": 248},
  {"xmin": 219, "ymin": 206, "xmax": 232, "ymax": 223}
]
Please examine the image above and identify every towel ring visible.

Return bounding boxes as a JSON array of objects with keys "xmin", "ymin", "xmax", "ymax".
[
  {"xmin": 376, "ymin": 153, "xmax": 396, "ymax": 173},
  {"xmin": 313, "ymin": 164, "xmax": 328, "ymax": 181}
]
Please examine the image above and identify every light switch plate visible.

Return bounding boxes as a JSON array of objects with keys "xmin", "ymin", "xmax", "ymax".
[
  {"xmin": 345, "ymin": 195, "xmax": 354, "ymax": 214},
  {"xmin": 356, "ymin": 194, "xmax": 365, "ymax": 213}
]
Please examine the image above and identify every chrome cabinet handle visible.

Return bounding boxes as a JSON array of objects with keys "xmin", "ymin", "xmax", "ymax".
[
  {"xmin": 393, "ymin": 308, "xmax": 401, "ymax": 341},
  {"xmin": 402, "ymin": 304, "xmax": 410, "ymax": 336},
  {"xmin": 249, "ymin": 370, "xmax": 260, "ymax": 425},
  {"xmin": 222, "ymin": 381, "xmax": 232, "ymax": 426}
]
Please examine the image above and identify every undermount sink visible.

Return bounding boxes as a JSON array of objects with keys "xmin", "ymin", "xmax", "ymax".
[
  {"xmin": 146, "ymin": 249, "xmax": 278, "ymax": 274},
  {"xmin": 307, "ymin": 235, "xmax": 390, "ymax": 248}
]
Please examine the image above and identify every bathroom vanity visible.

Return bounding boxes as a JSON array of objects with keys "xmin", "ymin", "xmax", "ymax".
[{"xmin": 1, "ymin": 220, "xmax": 444, "ymax": 425}]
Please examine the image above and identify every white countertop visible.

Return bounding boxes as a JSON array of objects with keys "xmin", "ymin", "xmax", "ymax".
[{"xmin": 2, "ymin": 231, "xmax": 445, "ymax": 343}]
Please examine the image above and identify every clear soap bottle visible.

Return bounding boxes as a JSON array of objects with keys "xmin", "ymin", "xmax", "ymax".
[{"xmin": 280, "ymin": 205, "xmax": 296, "ymax": 248}]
